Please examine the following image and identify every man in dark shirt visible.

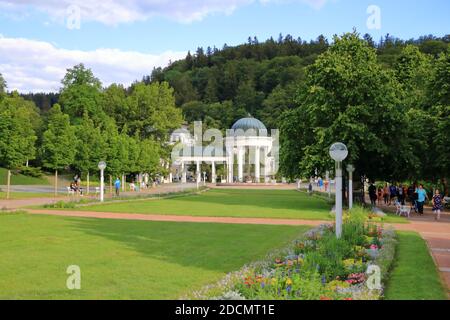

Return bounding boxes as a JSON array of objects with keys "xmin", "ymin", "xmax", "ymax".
[{"xmin": 368, "ymin": 183, "xmax": 377, "ymax": 206}]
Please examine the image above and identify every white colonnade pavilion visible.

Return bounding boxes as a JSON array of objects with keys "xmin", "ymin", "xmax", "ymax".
[{"xmin": 171, "ymin": 118, "xmax": 276, "ymax": 184}]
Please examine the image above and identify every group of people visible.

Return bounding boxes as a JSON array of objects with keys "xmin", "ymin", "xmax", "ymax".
[
  {"xmin": 368, "ymin": 182, "xmax": 446, "ymax": 220},
  {"xmin": 69, "ymin": 175, "xmax": 83, "ymax": 195}
]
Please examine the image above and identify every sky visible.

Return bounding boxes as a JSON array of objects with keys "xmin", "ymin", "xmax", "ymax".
[{"xmin": 0, "ymin": 0, "xmax": 449, "ymax": 93}]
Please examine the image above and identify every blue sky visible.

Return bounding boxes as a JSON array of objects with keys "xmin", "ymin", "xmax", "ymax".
[{"xmin": 0, "ymin": 0, "xmax": 448, "ymax": 92}]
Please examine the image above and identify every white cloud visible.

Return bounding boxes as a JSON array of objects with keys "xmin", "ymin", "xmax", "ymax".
[
  {"xmin": 0, "ymin": 0, "xmax": 329, "ymax": 25},
  {"xmin": 0, "ymin": 36, "xmax": 186, "ymax": 92}
]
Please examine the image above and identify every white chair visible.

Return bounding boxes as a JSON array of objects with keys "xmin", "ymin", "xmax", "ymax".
[{"xmin": 67, "ymin": 187, "xmax": 75, "ymax": 196}]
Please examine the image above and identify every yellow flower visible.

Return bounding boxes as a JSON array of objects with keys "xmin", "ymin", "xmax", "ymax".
[{"xmin": 286, "ymin": 278, "xmax": 293, "ymax": 286}]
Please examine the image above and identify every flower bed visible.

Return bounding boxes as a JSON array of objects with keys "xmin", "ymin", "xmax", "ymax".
[{"xmin": 188, "ymin": 207, "xmax": 397, "ymax": 300}]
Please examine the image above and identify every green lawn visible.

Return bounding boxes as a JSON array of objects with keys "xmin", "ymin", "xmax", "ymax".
[
  {"xmin": 74, "ymin": 189, "xmax": 333, "ymax": 220},
  {"xmin": 0, "ymin": 168, "xmax": 49, "ymax": 185},
  {"xmin": 0, "ymin": 191, "xmax": 56, "ymax": 200},
  {"xmin": 384, "ymin": 231, "xmax": 448, "ymax": 300},
  {"xmin": 0, "ymin": 213, "xmax": 308, "ymax": 299},
  {"xmin": 71, "ymin": 188, "xmax": 406, "ymax": 223}
]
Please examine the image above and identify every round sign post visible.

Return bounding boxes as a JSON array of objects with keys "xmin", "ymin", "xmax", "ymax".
[
  {"xmin": 329, "ymin": 143, "xmax": 348, "ymax": 239},
  {"xmin": 98, "ymin": 161, "xmax": 106, "ymax": 202}
]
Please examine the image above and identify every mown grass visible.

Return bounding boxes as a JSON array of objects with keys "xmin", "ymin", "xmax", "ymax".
[
  {"xmin": 71, "ymin": 188, "xmax": 406, "ymax": 223},
  {"xmin": 0, "ymin": 213, "xmax": 308, "ymax": 299},
  {"xmin": 384, "ymin": 231, "xmax": 448, "ymax": 300},
  {"xmin": 0, "ymin": 168, "xmax": 49, "ymax": 185},
  {"xmin": 0, "ymin": 191, "xmax": 57, "ymax": 200},
  {"xmin": 71, "ymin": 189, "xmax": 333, "ymax": 220}
]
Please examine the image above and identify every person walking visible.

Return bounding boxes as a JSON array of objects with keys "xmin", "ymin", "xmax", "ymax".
[
  {"xmin": 377, "ymin": 187, "xmax": 383, "ymax": 206},
  {"xmin": 383, "ymin": 184, "xmax": 390, "ymax": 205},
  {"xmin": 432, "ymin": 189, "xmax": 445, "ymax": 221},
  {"xmin": 114, "ymin": 177, "xmax": 121, "ymax": 197},
  {"xmin": 398, "ymin": 185, "xmax": 405, "ymax": 205},
  {"xmin": 407, "ymin": 184, "xmax": 417, "ymax": 213},
  {"xmin": 368, "ymin": 183, "xmax": 377, "ymax": 206},
  {"xmin": 389, "ymin": 184, "xmax": 398, "ymax": 206},
  {"xmin": 415, "ymin": 184, "xmax": 428, "ymax": 215}
]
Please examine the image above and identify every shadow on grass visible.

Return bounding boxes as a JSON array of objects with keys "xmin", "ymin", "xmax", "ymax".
[{"xmin": 70, "ymin": 217, "xmax": 309, "ymax": 273}]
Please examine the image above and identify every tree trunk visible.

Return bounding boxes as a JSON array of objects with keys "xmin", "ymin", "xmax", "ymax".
[
  {"xmin": 54, "ymin": 169, "xmax": 58, "ymax": 197},
  {"xmin": 87, "ymin": 172, "xmax": 90, "ymax": 195},
  {"xmin": 361, "ymin": 175, "xmax": 366, "ymax": 205},
  {"xmin": 6, "ymin": 169, "xmax": 11, "ymax": 200}
]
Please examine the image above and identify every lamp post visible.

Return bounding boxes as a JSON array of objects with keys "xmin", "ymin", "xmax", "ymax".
[
  {"xmin": 329, "ymin": 143, "xmax": 348, "ymax": 239},
  {"xmin": 203, "ymin": 171, "xmax": 206, "ymax": 186},
  {"xmin": 347, "ymin": 164, "xmax": 355, "ymax": 210},
  {"xmin": 98, "ymin": 161, "xmax": 106, "ymax": 202}
]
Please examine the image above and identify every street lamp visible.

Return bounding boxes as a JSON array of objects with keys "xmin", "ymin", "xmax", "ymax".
[
  {"xmin": 347, "ymin": 164, "xmax": 355, "ymax": 210},
  {"xmin": 329, "ymin": 143, "xmax": 348, "ymax": 239},
  {"xmin": 203, "ymin": 171, "xmax": 206, "ymax": 186},
  {"xmin": 98, "ymin": 161, "xmax": 106, "ymax": 202}
]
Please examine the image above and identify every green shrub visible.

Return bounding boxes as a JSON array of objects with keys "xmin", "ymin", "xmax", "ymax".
[
  {"xmin": 44, "ymin": 201, "xmax": 76, "ymax": 209},
  {"xmin": 17, "ymin": 166, "xmax": 44, "ymax": 178}
]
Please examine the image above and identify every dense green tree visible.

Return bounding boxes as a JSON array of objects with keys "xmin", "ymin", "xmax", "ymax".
[
  {"xmin": 102, "ymin": 84, "xmax": 128, "ymax": 128},
  {"xmin": 280, "ymin": 32, "xmax": 414, "ymax": 182},
  {"xmin": 428, "ymin": 52, "xmax": 450, "ymax": 106},
  {"xmin": 73, "ymin": 113, "xmax": 107, "ymax": 176},
  {"xmin": 40, "ymin": 104, "xmax": 76, "ymax": 172},
  {"xmin": 126, "ymin": 82, "xmax": 183, "ymax": 140},
  {"xmin": 59, "ymin": 64, "xmax": 104, "ymax": 123},
  {"xmin": 138, "ymin": 138, "xmax": 161, "ymax": 175},
  {"xmin": 394, "ymin": 45, "xmax": 432, "ymax": 109},
  {"xmin": 102, "ymin": 118, "xmax": 128, "ymax": 177},
  {"xmin": 0, "ymin": 92, "xmax": 39, "ymax": 169},
  {"xmin": 0, "ymin": 73, "xmax": 6, "ymax": 96}
]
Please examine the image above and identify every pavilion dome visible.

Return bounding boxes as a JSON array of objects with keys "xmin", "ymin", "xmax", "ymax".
[{"xmin": 231, "ymin": 117, "xmax": 267, "ymax": 132}]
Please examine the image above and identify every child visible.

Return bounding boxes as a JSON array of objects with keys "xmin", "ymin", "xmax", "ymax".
[{"xmin": 432, "ymin": 190, "xmax": 444, "ymax": 221}]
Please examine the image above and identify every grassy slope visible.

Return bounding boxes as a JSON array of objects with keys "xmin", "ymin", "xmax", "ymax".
[
  {"xmin": 0, "ymin": 168, "xmax": 49, "ymax": 185},
  {"xmin": 0, "ymin": 213, "xmax": 308, "ymax": 299},
  {"xmin": 385, "ymin": 231, "xmax": 448, "ymax": 300},
  {"xmin": 74, "ymin": 189, "xmax": 333, "ymax": 220},
  {"xmin": 0, "ymin": 192, "xmax": 59, "ymax": 200}
]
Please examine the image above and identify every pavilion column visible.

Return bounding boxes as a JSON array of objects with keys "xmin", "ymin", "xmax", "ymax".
[
  {"xmin": 181, "ymin": 161, "xmax": 187, "ymax": 183},
  {"xmin": 228, "ymin": 154, "xmax": 234, "ymax": 183},
  {"xmin": 211, "ymin": 161, "xmax": 216, "ymax": 184},
  {"xmin": 264, "ymin": 147, "xmax": 270, "ymax": 183},
  {"xmin": 238, "ymin": 146, "xmax": 244, "ymax": 183},
  {"xmin": 196, "ymin": 160, "xmax": 201, "ymax": 182},
  {"xmin": 255, "ymin": 146, "xmax": 260, "ymax": 183}
]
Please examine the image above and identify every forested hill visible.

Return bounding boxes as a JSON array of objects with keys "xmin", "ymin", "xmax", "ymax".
[
  {"xmin": 22, "ymin": 33, "xmax": 449, "ymax": 131},
  {"xmin": 145, "ymin": 33, "xmax": 449, "ymax": 131}
]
